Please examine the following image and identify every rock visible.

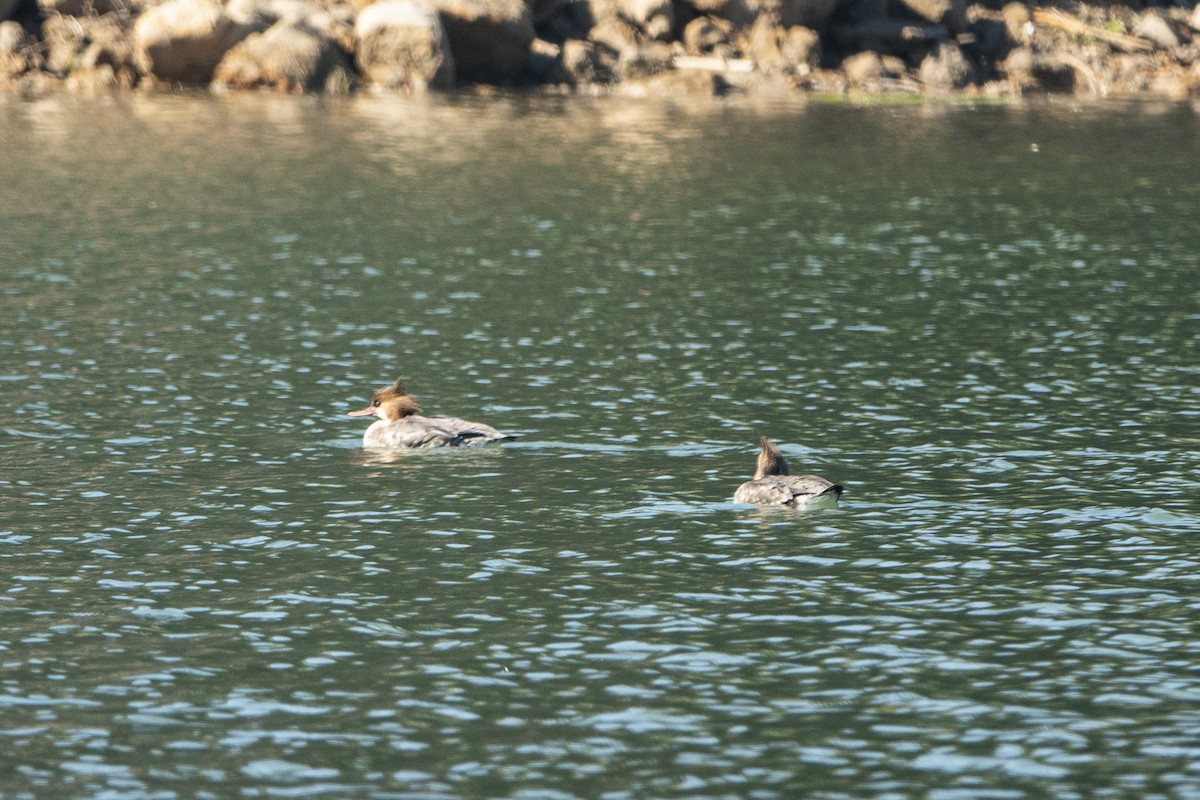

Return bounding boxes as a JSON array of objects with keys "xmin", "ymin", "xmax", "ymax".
[
  {"xmin": 589, "ymin": 0, "xmax": 673, "ymax": 39},
  {"xmin": 1001, "ymin": 46, "xmax": 1074, "ymax": 93},
  {"xmin": 740, "ymin": 16, "xmax": 819, "ymax": 74},
  {"xmin": 214, "ymin": 21, "xmax": 353, "ymax": 92},
  {"xmin": 893, "ymin": 0, "xmax": 966, "ymax": 33},
  {"xmin": 423, "ymin": 0, "xmax": 534, "ymax": 83},
  {"xmin": 134, "ymin": 0, "xmax": 262, "ymax": 84},
  {"xmin": 225, "ymin": 0, "xmax": 355, "ymax": 50},
  {"xmin": 561, "ymin": 37, "xmax": 614, "ymax": 83},
  {"xmin": 0, "ymin": 19, "xmax": 26, "ymax": 76},
  {"xmin": 42, "ymin": 11, "xmax": 131, "ymax": 76},
  {"xmin": 918, "ymin": 40, "xmax": 975, "ymax": 90},
  {"xmin": 842, "ymin": 50, "xmax": 908, "ymax": 85},
  {"xmin": 38, "ymin": 0, "xmax": 122, "ymax": 16},
  {"xmin": 1001, "ymin": 1, "xmax": 1030, "ymax": 41},
  {"xmin": 615, "ymin": 40, "xmax": 672, "ymax": 79},
  {"xmin": 682, "ymin": 16, "xmax": 731, "ymax": 54},
  {"xmin": 354, "ymin": 0, "xmax": 455, "ymax": 90},
  {"xmin": 1136, "ymin": 11, "xmax": 1182, "ymax": 51},
  {"xmin": 1148, "ymin": 65, "xmax": 1191, "ymax": 100},
  {"xmin": 588, "ymin": 16, "xmax": 639, "ymax": 55},
  {"xmin": 620, "ymin": 67, "xmax": 728, "ymax": 95}
]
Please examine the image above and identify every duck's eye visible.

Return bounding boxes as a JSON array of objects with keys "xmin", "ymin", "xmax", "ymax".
[{"xmin": 373, "ymin": 399, "xmax": 381, "ymax": 407}]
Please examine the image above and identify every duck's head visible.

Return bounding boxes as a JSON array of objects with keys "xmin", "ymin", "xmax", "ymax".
[
  {"xmin": 348, "ymin": 378, "xmax": 421, "ymax": 422},
  {"xmin": 752, "ymin": 437, "xmax": 790, "ymax": 479}
]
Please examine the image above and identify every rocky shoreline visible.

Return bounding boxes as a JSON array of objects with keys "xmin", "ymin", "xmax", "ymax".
[{"xmin": 2, "ymin": 0, "xmax": 1199, "ymax": 99}]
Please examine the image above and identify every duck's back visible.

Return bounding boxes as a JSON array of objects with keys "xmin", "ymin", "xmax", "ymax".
[
  {"xmin": 733, "ymin": 474, "xmax": 843, "ymax": 506},
  {"xmin": 363, "ymin": 414, "xmax": 512, "ymax": 449}
]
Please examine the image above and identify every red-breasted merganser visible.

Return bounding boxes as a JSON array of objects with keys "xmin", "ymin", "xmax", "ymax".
[
  {"xmin": 347, "ymin": 378, "xmax": 514, "ymax": 449},
  {"xmin": 732, "ymin": 437, "xmax": 843, "ymax": 506}
]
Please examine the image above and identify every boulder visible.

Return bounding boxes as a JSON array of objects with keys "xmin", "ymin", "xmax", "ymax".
[
  {"xmin": 842, "ymin": 50, "xmax": 906, "ymax": 84},
  {"xmin": 588, "ymin": 15, "xmax": 639, "ymax": 55},
  {"xmin": 615, "ymin": 39, "xmax": 671, "ymax": 78},
  {"xmin": 1001, "ymin": 47, "xmax": 1074, "ymax": 93},
  {"xmin": 134, "ymin": 0, "xmax": 262, "ymax": 83},
  {"xmin": 560, "ymin": 37, "xmax": 614, "ymax": 83},
  {"xmin": 620, "ymin": 67, "xmax": 728, "ymax": 95},
  {"xmin": 354, "ymin": 0, "xmax": 455, "ymax": 90},
  {"xmin": 584, "ymin": 0, "xmax": 672, "ymax": 45},
  {"xmin": 38, "ymin": 0, "xmax": 123, "ymax": 16},
  {"xmin": 423, "ymin": 0, "xmax": 534, "ymax": 83},
  {"xmin": 892, "ymin": 0, "xmax": 965, "ymax": 33},
  {"xmin": 1136, "ymin": 11, "xmax": 1183, "ymax": 51},
  {"xmin": 918, "ymin": 40, "xmax": 974, "ymax": 89},
  {"xmin": 214, "ymin": 21, "xmax": 353, "ymax": 92},
  {"xmin": 740, "ymin": 16, "xmax": 819, "ymax": 74},
  {"xmin": 224, "ymin": 0, "xmax": 355, "ymax": 50},
  {"xmin": 682, "ymin": 16, "xmax": 732, "ymax": 54},
  {"xmin": 0, "ymin": 19, "xmax": 27, "ymax": 76},
  {"xmin": 42, "ymin": 11, "xmax": 131, "ymax": 75}
]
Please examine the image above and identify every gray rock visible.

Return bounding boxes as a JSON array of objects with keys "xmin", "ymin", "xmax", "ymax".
[
  {"xmin": 134, "ymin": 0, "xmax": 262, "ymax": 84},
  {"xmin": 354, "ymin": 0, "xmax": 455, "ymax": 90},
  {"xmin": 214, "ymin": 21, "xmax": 353, "ymax": 92},
  {"xmin": 424, "ymin": 0, "xmax": 534, "ymax": 83},
  {"xmin": 918, "ymin": 40, "xmax": 975, "ymax": 89},
  {"xmin": 1136, "ymin": 11, "xmax": 1182, "ymax": 50}
]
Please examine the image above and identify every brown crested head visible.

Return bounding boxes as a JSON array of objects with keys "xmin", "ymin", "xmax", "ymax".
[
  {"xmin": 753, "ymin": 436, "xmax": 790, "ymax": 479},
  {"xmin": 348, "ymin": 378, "xmax": 420, "ymax": 421}
]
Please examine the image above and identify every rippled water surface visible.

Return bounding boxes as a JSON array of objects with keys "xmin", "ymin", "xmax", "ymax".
[{"xmin": 2, "ymin": 94, "xmax": 1199, "ymax": 799}]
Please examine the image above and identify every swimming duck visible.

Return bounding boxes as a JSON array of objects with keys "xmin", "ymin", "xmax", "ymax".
[
  {"xmin": 347, "ymin": 378, "xmax": 514, "ymax": 449},
  {"xmin": 732, "ymin": 437, "xmax": 843, "ymax": 506}
]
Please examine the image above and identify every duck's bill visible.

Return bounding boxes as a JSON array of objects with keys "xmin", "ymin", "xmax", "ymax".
[{"xmin": 347, "ymin": 406, "xmax": 375, "ymax": 417}]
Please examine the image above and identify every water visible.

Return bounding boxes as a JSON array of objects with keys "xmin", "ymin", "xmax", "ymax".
[{"xmin": 2, "ymin": 94, "xmax": 1199, "ymax": 799}]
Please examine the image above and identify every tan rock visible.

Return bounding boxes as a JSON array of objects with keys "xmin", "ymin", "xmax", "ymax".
[
  {"xmin": 561, "ymin": 37, "xmax": 614, "ymax": 83},
  {"xmin": 918, "ymin": 40, "xmax": 974, "ymax": 90},
  {"xmin": 134, "ymin": 0, "xmax": 262, "ymax": 83},
  {"xmin": 354, "ymin": 0, "xmax": 455, "ymax": 90},
  {"xmin": 741, "ymin": 16, "xmax": 819, "ymax": 74},
  {"xmin": 1136, "ymin": 11, "xmax": 1182, "ymax": 50},
  {"xmin": 214, "ymin": 21, "xmax": 353, "ymax": 92}
]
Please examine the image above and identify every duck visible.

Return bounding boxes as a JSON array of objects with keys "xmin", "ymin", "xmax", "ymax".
[
  {"xmin": 732, "ymin": 437, "xmax": 843, "ymax": 506},
  {"xmin": 347, "ymin": 378, "xmax": 514, "ymax": 449}
]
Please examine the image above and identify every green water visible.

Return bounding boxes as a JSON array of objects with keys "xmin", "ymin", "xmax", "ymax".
[{"xmin": 2, "ymin": 94, "xmax": 1199, "ymax": 799}]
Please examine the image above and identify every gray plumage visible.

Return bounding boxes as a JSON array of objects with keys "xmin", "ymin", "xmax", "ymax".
[
  {"xmin": 362, "ymin": 414, "xmax": 511, "ymax": 449},
  {"xmin": 732, "ymin": 437, "xmax": 843, "ymax": 506},
  {"xmin": 348, "ymin": 378, "xmax": 513, "ymax": 449}
]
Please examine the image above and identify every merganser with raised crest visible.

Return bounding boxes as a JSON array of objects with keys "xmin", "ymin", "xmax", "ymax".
[
  {"xmin": 732, "ymin": 437, "xmax": 843, "ymax": 506},
  {"xmin": 347, "ymin": 378, "xmax": 513, "ymax": 449}
]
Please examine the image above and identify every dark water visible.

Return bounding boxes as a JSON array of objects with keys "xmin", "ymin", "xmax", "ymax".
[{"xmin": 2, "ymin": 93, "xmax": 1199, "ymax": 799}]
